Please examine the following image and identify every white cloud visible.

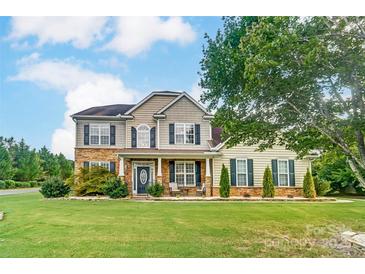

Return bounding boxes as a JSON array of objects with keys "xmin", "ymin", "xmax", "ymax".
[
  {"xmin": 190, "ymin": 80, "xmax": 204, "ymax": 103},
  {"xmin": 103, "ymin": 17, "xmax": 196, "ymax": 57},
  {"xmin": 9, "ymin": 17, "xmax": 108, "ymax": 48},
  {"xmin": 11, "ymin": 57, "xmax": 137, "ymax": 159}
]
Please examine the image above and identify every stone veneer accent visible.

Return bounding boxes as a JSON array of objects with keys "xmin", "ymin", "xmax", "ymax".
[
  {"xmin": 212, "ymin": 187, "xmax": 303, "ymax": 197},
  {"xmin": 74, "ymin": 148, "xmax": 121, "ymax": 174}
]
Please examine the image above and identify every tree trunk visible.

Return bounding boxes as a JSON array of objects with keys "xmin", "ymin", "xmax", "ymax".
[{"xmin": 348, "ymin": 158, "xmax": 365, "ymax": 188}]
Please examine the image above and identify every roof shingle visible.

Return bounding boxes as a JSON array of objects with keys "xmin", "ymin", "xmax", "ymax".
[{"xmin": 72, "ymin": 104, "xmax": 135, "ymax": 116}]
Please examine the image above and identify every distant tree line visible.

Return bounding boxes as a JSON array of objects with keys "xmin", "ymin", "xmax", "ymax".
[{"xmin": 0, "ymin": 137, "xmax": 73, "ymax": 181}]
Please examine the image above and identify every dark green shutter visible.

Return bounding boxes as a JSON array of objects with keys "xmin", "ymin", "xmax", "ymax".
[
  {"xmin": 110, "ymin": 125, "xmax": 116, "ymax": 145},
  {"xmin": 83, "ymin": 161, "xmax": 89, "ymax": 169},
  {"xmin": 84, "ymin": 124, "xmax": 89, "ymax": 145},
  {"xmin": 272, "ymin": 159, "xmax": 278, "ymax": 186},
  {"xmin": 110, "ymin": 162, "xmax": 116, "ymax": 173},
  {"xmin": 289, "ymin": 160, "xmax": 295, "ymax": 186},
  {"xmin": 169, "ymin": 161, "xmax": 175, "ymax": 182},
  {"xmin": 150, "ymin": 127, "xmax": 156, "ymax": 148},
  {"xmin": 247, "ymin": 159, "xmax": 254, "ymax": 186},
  {"xmin": 131, "ymin": 127, "xmax": 137, "ymax": 148},
  {"xmin": 169, "ymin": 124, "xmax": 175, "ymax": 144},
  {"xmin": 195, "ymin": 161, "xmax": 201, "ymax": 187},
  {"xmin": 230, "ymin": 159, "xmax": 236, "ymax": 186},
  {"xmin": 195, "ymin": 124, "xmax": 200, "ymax": 145}
]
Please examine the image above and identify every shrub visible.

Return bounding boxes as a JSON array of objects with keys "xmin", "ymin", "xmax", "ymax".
[
  {"xmin": 103, "ymin": 177, "xmax": 129, "ymax": 199},
  {"xmin": 303, "ymin": 169, "xmax": 316, "ymax": 198},
  {"xmin": 67, "ymin": 167, "xmax": 116, "ymax": 196},
  {"xmin": 219, "ymin": 164, "xmax": 230, "ymax": 198},
  {"xmin": 262, "ymin": 166, "xmax": 275, "ymax": 198},
  {"xmin": 40, "ymin": 177, "xmax": 70, "ymax": 198},
  {"xmin": 4, "ymin": 179, "xmax": 15, "ymax": 189},
  {"xmin": 314, "ymin": 176, "xmax": 331, "ymax": 196},
  {"xmin": 0, "ymin": 180, "xmax": 5, "ymax": 189},
  {"xmin": 14, "ymin": 181, "xmax": 31, "ymax": 188},
  {"xmin": 147, "ymin": 183, "xmax": 164, "ymax": 197}
]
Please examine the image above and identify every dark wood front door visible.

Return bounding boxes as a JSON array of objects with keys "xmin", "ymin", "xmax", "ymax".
[{"xmin": 137, "ymin": 166, "xmax": 150, "ymax": 194}]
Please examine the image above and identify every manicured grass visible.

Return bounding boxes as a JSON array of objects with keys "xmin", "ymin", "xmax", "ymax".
[{"xmin": 0, "ymin": 193, "xmax": 365, "ymax": 257}]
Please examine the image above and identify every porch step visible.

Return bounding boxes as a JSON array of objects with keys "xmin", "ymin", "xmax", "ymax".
[{"xmin": 133, "ymin": 195, "xmax": 149, "ymax": 200}]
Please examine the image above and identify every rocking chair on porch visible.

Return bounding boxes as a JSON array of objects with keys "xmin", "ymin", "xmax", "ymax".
[
  {"xmin": 169, "ymin": 182, "xmax": 182, "ymax": 196},
  {"xmin": 196, "ymin": 183, "xmax": 206, "ymax": 197}
]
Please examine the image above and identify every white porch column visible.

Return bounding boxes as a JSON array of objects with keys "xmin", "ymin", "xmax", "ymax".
[
  {"xmin": 157, "ymin": 157, "xmax": 162, "ymax": 177},
  {"xmin": 118, "ymin": 157, "xmax": 124, "ymax": 177},
  {"xmin": 206, "ymin": 158, "xmax": 211, "ymax": 177}
]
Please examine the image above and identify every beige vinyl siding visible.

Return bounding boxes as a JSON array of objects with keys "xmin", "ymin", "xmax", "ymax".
[
  {"xmin": 76, "ymin": 120, "xmax": 126, "ymax": 148},
  {"xmin": 126, "ymin": 95, "xmax": 177, "ymax": 148},
  {"xmin": 212, "ymin": 144, "xmax": 310, "ymax": 187},
  {"xmin": 159, "ymin": 97, "xmax": 210, "ymax": 150}
]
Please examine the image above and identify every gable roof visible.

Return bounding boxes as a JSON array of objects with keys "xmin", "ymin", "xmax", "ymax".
[
  {"xmin": 124, "ymin": 91, "xmax": 180, "ymax": 115},
  {"xmin": 156, "ymin": 92, "xmax": 212, "ymax": 116},
  {"xmin": 72, "ymin": 104, "xmax": 135, "ymax": 117}
]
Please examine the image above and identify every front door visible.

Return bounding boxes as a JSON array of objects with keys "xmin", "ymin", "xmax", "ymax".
[{"xmin": 137, "ymin": 166, "xmax": 150, "ymax": 194}]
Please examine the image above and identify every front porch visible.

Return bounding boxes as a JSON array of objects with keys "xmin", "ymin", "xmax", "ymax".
[{"xmin": 116, "ymin": 149, "xmax": 215, "ymax": 197}]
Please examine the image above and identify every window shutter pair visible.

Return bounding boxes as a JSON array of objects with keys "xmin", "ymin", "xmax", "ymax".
[
  {"xmin": 150, "ymin": 127, "xmax": 156, "ymax": 148},
  {"xmin": 168, "ymin": 123, "xmax": 201, "ymax": 145},
  {"xmin": 84, "ymin": 125, "xmax": 89, "ymax": 145},
  {"xmin": 195, "ymin": 161, "xmax": 201, "ymax": 187},
  {"xmin": 271, "ymin": 159, "xmax": 295, "ymax": 186},
  {"xmin": 110, "ymin": 125, "xmax": 116, "ymax": 145},
  {"xmin": 169, "ymin": 124, "xmax": 175, "ymax": 144},
  {"xmin": 195, "ymin": 124, "xmax": 200, "ymax": 145},
  {"xmin": 230, "ymin": 159, "xmax": 254, "ymax": 186},
  {"xmin": 131, "ymin": 127, "xmax": 137, "ymax": 148}
]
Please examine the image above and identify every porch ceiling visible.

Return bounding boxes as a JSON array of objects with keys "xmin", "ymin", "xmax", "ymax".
[{"xmin": 116, "ymin": 148, "xmax": 220, "ymax": 159}]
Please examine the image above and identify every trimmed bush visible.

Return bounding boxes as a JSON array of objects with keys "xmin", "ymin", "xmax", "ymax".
[
  {"xmin": 303, "ymin": 169, "xmax": 316, "ymax": 198},
  {"xmin": 67, "ymin": 167, "xmax": 116, "ymax": 196},
  {"xmin": 219, "ymin": 164, "xmax": 230, "ymax": 198},
  {"xmin": 15, "ymin": 181, "xmax": 31, "ymax": 188},
  {"xmin": 4, "ymin": 179, "xmax": 15, "ymax": 189},
  {"xmin": 262, "ymin": 166, "xmax": 275, "ymax": 198},
  {"xmin": 103, "ymin": 177, "xmax": 129, "ymax": 199},
  {"xmin": 40, "ymin": 177, "xmax": 70, "ymax": 198},
  {"xmin": 314, "ymin": 177, "xmax": 331, "ymax": 196},
  {"xmin": 0, "ymin": 180, "xmax": 5, "ymax": 189},
  {"xmin": 147, "ymin": 183, "xmax": 164, "ymax": 197}
]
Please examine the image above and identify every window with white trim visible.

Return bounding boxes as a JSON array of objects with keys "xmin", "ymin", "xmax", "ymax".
[
  {"xmin": 236, "ymin": 159, "xmax": 247, "ymax": 186},
  {"xmin": 137, "ymin": 124, "xmax": 150, "ymax": 148},
  {"xmin": 175, "ymin": 123, "xmax": 194, "ymax": 144},
  {"xmin": 278, "ymin": 160, "xmax": 289, "ymax": 186},
  {"xmin": 175, "ymin": 161, "xmax": 195, "ymax": 186},
  {"xmin": 90, "ymin": 124, "xmax": 110, "ymax": 145},
  {"xmin": 90, "ymin": 161, "xmax": 110, "ymax": 171}
]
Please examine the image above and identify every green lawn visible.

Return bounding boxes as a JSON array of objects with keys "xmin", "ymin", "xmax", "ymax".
[{"xmin": 0, "ymin": 193, "xmax": 364, "ymax": 258}]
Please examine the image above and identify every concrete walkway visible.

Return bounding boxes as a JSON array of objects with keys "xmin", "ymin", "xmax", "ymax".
[{"xmin": 0, "ymin": 188, "xmax": 40, "ymax": 196}]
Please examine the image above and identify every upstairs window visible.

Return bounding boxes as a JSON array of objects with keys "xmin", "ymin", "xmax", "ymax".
[
  {"xmin": 137, "ymin": 124, "xmax": 150, "ymax": 148},
  {"xmin": 278, "ymin": 160, "xmax": 289, "ymax": 186},
  {"xmin": 175, "ymin": 123, "xmax": 195, "ymax": 144},
  {"xmin": 90, "ymin": 124, "xmax": 109, "ymax": 145}
]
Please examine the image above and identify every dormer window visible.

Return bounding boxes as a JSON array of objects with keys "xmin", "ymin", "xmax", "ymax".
[{"xmin": 137, "ymin": 124, "xmax": 150, "ymax": 148}]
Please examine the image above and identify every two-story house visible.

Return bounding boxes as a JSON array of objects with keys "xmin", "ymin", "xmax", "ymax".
[{"xmin": 72, "ymin": 91, "xmax": 314, "ymax": 197}]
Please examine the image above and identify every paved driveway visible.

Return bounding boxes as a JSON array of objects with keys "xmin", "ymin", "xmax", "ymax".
[{"xmin": 0, "ymin": 188, "xmax": 40, "ymax": 196}]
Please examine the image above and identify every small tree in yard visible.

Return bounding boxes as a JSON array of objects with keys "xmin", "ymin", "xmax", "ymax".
[
  {"xmin": 262, "ymin": 166, "xmax": 275, "ymax": 198},
  {"xmin": 219, "ymin": 164, "xmax": 230, "ymax": 198},
  {"xmin": 303, "ymin": 168, "xmax": 316, "ymax": 198}
]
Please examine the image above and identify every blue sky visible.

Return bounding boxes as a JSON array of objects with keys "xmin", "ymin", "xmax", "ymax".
[{"xmin": 0, "ymin": 17, "xmax": 223, "ymax": 159}]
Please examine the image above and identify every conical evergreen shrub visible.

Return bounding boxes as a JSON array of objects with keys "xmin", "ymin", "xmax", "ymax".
[
  {"xmin": 262, "ymin": 166, "xmax": 275, "ymax": 198},
  {"xmin": 219, "ymin": 164, "xmax": 230, "ymax": 198},
  {"xmin": 303, "ymin": 168, "xmax": 316, "ymax": 198}
]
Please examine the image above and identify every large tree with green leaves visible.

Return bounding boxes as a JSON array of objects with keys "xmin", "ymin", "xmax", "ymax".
[{"xmin": 200, "ymin": 16, "xmax": 365, "ymax": 187}]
